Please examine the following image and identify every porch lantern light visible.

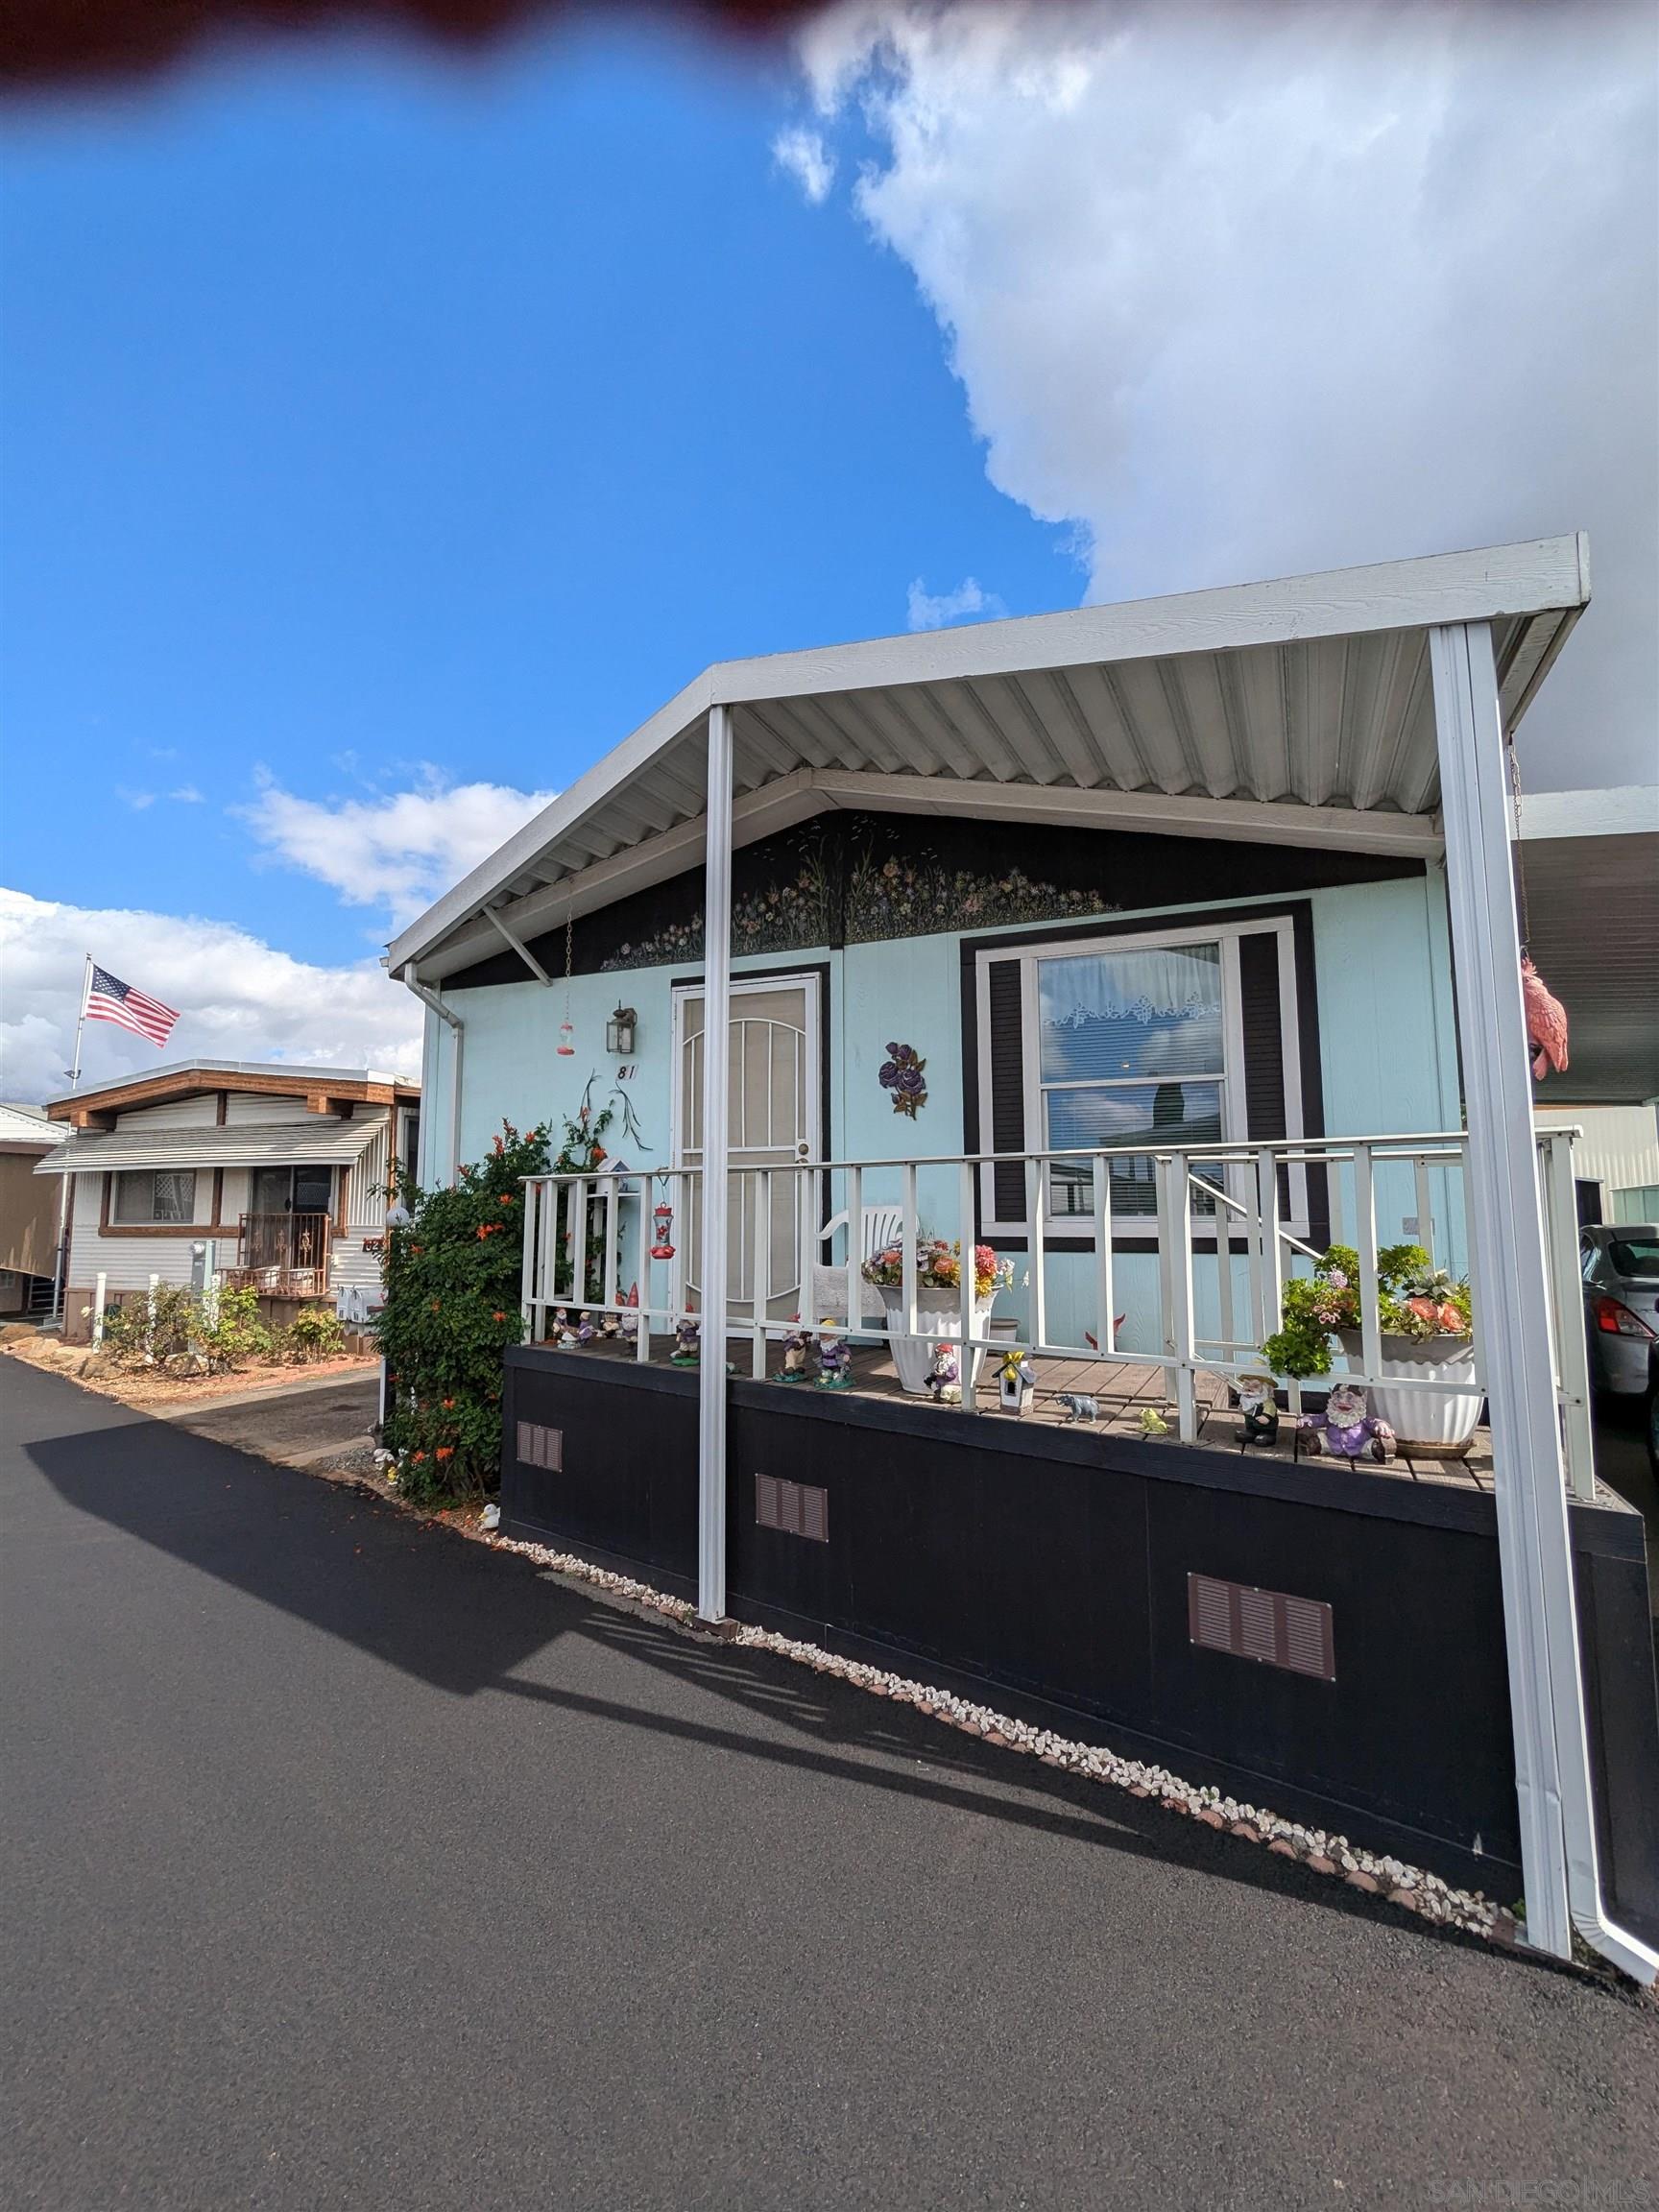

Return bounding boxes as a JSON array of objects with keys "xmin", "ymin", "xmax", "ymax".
[{"xmin": 606, "ymin": 1002, "xmax": 637, "ymax": 1058}]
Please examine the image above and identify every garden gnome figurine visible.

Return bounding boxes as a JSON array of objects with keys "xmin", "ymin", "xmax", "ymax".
[
  {"xmin": 772, "ymin": 1327, "xmax": 809, "ymax": 1384},
  {"xmin": 1237, "ymin": 1373, "xmax": 1280, "ymax": 1451},
  {"xmin": 815, "ymin": 1324, "xmax": 853, "ymax": 1390},
  {"xmin": 925, "ymin": 1340, "xmax": 962, "ymax": 1406},
  {"xmin": 670, "ymin": 1317, "xmax": 701, "ymax": 1365},
  {"xmin": 998, "ymin": 1345, "xmax": 1036, "ymax": 1415},
  {"xmin": 1298, "ymin": 1381, "xmax": 1395, "ymax": 1463},
  {"xmin": 552, "ymin": 1306, "xmax": 578, "ymax": 1346},
  {"xmin": 575, "ymin": 1310, "xmax": 598, "ymax": 1345}
]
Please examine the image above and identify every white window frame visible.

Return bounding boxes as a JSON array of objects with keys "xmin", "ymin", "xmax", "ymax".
[{"xmin": 974, "ymin": 915, "xmax": 1307, "ymax": 1238}]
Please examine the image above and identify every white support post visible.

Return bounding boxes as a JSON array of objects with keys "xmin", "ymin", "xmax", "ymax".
[
  {"xmin": 844, "ymin": 1163, "xmax": 864, "ymax": 1340},
  {"xmin": 1092, "ymin": 1154, "xmax": 1116, "ymax": 1357},
  {"xmin": 1431, "ymin": 619, "xmax": 1655, "ymax": 1983},
  {"xmin": 957, "ymin": 1160, "xmax": 977, "ymax": 1402},
  {"xmin": 519, "ymin": 1180, "xmax": 538, "ymax": 1336},
  {"xmin": 751, "ymin": 1170, "xmax": 769, "ymax": 1379},
  {"xmin": 1025, "ymin": 1156, "xmax": 1047, "ymax": 1353},
  {"xmin": 1353, "ymin": 1142, "xmax": 1382, "ymax": 1382},
  {"xmin": 1539, "ymin": 1133, "xmax": 1597, "ymax": 1505},
  {"xmin": 92, "ymin": 1271, "xmax": 107, "ymax": 1350},
  {"xmin": 697, "ymin": 702, "xmax": 734, "ymax": 1624},
  {"xmin": 901, "ymin": 1164, "xmax": 919, "ymax": 1335}
]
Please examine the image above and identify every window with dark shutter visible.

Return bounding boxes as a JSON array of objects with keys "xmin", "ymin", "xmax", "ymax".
[
  {"xmin": 1238, "ymin": 931, "xmax": 1286, "ymax": 1142},
  {"xmin": 985, "ymin": 958, "xmax": 1026, "ymax": 1224},
  {"xmin": 975, "ymin": 912, "xmax": 1312, "ymax": 1236}
]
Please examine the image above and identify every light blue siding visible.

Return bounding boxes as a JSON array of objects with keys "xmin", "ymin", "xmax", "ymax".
[{"xmin": 438, "ymin": 873, "xmax": 1462, "ymax": 1347}]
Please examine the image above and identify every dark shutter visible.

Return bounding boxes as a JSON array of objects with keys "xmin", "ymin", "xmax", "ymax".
[
  {"xmin": 985, "ymin": 958, "xmax": 1026, "ymax": 1223},
  {"xmin": 1238, "ymin": 930, "xmax": 1286, "ymax": 1142}
]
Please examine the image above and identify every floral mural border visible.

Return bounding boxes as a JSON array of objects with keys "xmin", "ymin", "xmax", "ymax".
[{"xmin": 600, "ymin": 823, "xmax": 1116, "ymax": 972}]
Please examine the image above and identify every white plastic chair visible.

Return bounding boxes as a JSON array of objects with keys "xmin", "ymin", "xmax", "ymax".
[{"xmin": 808, "ymin": 1204, "xmax": 904, "ymax": 1324}]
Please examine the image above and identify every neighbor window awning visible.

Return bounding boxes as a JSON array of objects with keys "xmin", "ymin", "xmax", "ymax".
[
  {"xmin": 34, "ymin": 1120, "xmax": 386, "ymax": 1176},
  {"xmin": 388, "ymin": 534, "xmax": 1590, "ymax": 986}
]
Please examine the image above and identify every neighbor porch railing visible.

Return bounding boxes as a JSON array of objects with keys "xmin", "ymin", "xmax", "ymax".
[
  {"xmin": 222, "ymin": 1211, "xmax": 334, "ymax": 1297},
  {"xmin": 520, "ymin": 1127, "xmax": 1594, "ymax": 1501}
]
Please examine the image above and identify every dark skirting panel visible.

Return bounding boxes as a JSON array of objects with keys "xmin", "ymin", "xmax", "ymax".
[
  {"xmin": 500, "ymin": 1350, "xmax": 699, "ymax": 1598},
  {"xmin": 500, "ymin": 1347, "xmax": 1659, "ymax": 1914}
]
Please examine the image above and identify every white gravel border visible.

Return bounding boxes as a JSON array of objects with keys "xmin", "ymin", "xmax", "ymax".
[{"xmin": 492, "ymin": 1530, "xmax": 1521, "ymax": 1949}]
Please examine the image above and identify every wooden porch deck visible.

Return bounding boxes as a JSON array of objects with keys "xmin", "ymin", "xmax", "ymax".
[{"xmin": 539, "ymin": 1328, "xmax": 1501, "ymax": 1494}]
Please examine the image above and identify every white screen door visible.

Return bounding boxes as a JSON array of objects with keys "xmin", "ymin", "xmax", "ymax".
[{"xmin": 672, "ymin": 974, "xmax": 821, "ymax": 1318}]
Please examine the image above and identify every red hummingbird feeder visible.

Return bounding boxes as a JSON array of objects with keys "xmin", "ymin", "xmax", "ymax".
[{"xmin": 650, "ymin": 1193, "xmax": 676, "ymax": 1262}]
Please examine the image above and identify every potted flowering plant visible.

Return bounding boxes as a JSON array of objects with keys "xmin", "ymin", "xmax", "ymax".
[
  {"xmin": 860, "ymin": 1237, "xmax": 1013, "ymax": 1395},
  {"xmin": 1262, "ymin": 1243, "xmax": 1480, "ymax": 1457}
]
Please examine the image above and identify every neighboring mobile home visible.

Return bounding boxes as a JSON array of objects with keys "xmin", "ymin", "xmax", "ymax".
[
  {"xmin": 36, "ymin": 1061, "xmax": 419, "ymax": 1339},
  {"xmin": 0, "ymin": 1101, "xmax": 65, "ymax": 1316},
  {"xmin": 387, "ymin": 537, "xmax": 1657, "ymax": 1980}
]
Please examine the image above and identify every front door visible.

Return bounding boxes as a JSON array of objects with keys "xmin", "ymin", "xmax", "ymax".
[{"xmin": 672, "ymin": 975, "xmax": 821, "ymax": 1317}]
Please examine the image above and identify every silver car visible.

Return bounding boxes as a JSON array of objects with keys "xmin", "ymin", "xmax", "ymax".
[{"xmin": 1581, "ymin": 1223, "xmax": 1659, "ymax": 1396}]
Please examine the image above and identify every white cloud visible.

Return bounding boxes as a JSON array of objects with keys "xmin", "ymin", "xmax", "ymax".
[
  {"xmin": 117, "ymin": 788, "xmax": 156, "ymax": 811},
  {"xmin": 235, "ymin": 769, "xmax": 555, "ymax": 933},
  {"xmin": 794, "ymin": 2, "xmax": 1658, "ymax": 787},
  {"xmin": 169, "ymin": 785, "xmax": 205, "ymax": 805},
  {"xmin": 906, "ymin": 574, "xmax": 1007, "ymax": 630},
  {"xmin": 0, "ymin": 888, "xmax": 421, "ymax": 1105},
  {"xmin": 773, "ymin": 125, "xmax": 837, "ymax": 204}
]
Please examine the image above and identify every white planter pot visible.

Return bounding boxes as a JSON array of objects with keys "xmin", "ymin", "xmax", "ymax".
[
  {"xmin": 878, "ymin": 1285, "xmax": 996, "ymax": 1395},
  {"xmin": 1336, "ymin": 1331, "xmax": 1482, "ymax": 1457}
]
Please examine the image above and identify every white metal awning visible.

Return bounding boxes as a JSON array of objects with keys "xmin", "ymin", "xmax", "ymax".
[
  {"xmin": 34, "ymin": 1120, "xmax": 386, "ymax": 1176},
  {"xmin": 391, "ymin": 535, "xmax": 1590, "ymax": 984}
]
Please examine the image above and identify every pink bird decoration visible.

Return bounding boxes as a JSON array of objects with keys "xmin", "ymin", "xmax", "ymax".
[{"xmin": 1521, "ymin": 957, "xmax": 1569, "ymax": 1078}]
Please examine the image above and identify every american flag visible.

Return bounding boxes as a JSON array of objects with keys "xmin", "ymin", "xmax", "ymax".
[{"xmin": 84, "ymin": 964, "xmax": 180, "ymax": 1048}]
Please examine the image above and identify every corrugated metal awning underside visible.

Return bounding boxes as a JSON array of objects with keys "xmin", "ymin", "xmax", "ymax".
[
  {"xmin": 389, "ymin": 537, "xmax": 1590, "ymax": 983},
  {"xmin": 35, "ymin": 1120, "xmax": 385, "ymax": 1176}
]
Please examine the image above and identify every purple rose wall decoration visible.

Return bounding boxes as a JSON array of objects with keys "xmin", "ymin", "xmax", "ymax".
[{"xmin": 878, "ymin": 1042, "xmax": 927, "ymax": 1120}]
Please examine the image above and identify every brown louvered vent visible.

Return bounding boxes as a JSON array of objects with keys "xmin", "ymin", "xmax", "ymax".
[
  {"xmin": 1188, "ymin": 1574, "xmax": 1334, "ymax": 1681},
  {"xmin": 755, "ymin": 1472, "xmax": 830, "ymax": 1544},
  {"xmin": 516, "ymin": 1420, "xmax": 563, "ymax": 1473}
]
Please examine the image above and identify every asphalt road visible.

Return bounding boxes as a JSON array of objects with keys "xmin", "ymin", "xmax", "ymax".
[{"xmin": 4, "ymin": 1358, "xmax": 1656, "ymax": 2212}]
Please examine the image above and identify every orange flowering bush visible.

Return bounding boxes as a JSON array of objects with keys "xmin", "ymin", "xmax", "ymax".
[{"xmin": 377, "ymin": 1118, "xmax": 552, "ymax": 1505}]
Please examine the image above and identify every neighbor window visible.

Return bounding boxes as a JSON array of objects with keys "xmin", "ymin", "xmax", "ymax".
[
  {"xmin": 975, "ymin": 918, "xmax": 1304, "ymax": 1233},
  {"xmin": 111, "ymin": 1170, "xmax": 197, "ymax": 1225}
]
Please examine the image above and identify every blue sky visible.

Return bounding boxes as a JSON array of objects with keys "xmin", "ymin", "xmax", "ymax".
[
  {"xmin": 2, "ymin": 5, "xmax": 1651, "ymax": 1099},
  {"xmin": 1, "ymin": 22, "xmax": 1067, "ymax": 972}
]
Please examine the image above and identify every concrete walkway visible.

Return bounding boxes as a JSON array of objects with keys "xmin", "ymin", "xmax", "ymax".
[
  {"xmin": 4, "ymin": 1358, "xmax": 1655, "ymax": 2211},
  {"xmin": 156, "ymin": 1367, "xmax": 380, "ymax": 1469}
]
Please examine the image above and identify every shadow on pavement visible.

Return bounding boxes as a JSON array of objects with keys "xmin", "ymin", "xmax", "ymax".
[{"xmin": 19, "ymin": 1369, "xmax": 1529, "ymax": 1948}]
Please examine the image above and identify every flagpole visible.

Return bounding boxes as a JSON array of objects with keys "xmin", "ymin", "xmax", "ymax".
[{"xmin": 49, "ymin": 956, "xmax": 92, "ymax": 1328}]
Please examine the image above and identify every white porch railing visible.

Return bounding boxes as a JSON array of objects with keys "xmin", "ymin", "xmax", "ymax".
[{"xmin": 520, "ymin": 1126, "xmax": 1594, "ymax": 1500}]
